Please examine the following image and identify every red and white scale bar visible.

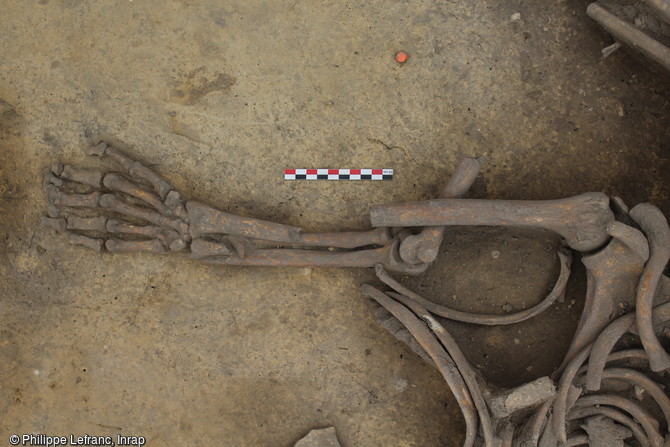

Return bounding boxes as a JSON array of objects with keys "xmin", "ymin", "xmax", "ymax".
[{"xmin": 284, "ymin": 168, "xmax": 393, "ymax": 180}]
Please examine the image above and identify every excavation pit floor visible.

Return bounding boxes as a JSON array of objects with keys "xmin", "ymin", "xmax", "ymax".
[{"xmin": 1, "ymin": 1, "xmax": 669, "ymax": 446}]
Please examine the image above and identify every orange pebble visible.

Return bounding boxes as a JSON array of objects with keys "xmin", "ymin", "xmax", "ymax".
[{"xmin": 395, "ymin": 51, "xmax": 408, "ymax": 63}]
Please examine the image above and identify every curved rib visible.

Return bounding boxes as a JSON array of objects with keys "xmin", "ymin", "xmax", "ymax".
[
  {"xmin": 584, "ymin": 313, "xmax": 636, "ymax": 391},
  {"xmin": 630, "ymin": 203, "xmax": 670, "ymax": 372},
  {"xmin": 375, "ymin": 248, "xmax": 571, "ymax": 325},
  {"xmin": 360, "ymin": 284, "xmax": 478, "ymax": 447},
  {"xmin": 520, "ymin": 398, "xmax": 553, "ymax": 446},
  {"xmin": 387, "ymin": 291, "xmax": 498, "ymax": 447},
  {"xmin": 585, "ymin": 302, "xmax": 670, "ymax": 391},
  {"xmin": 567, "ymin": 406, "xmax": 650, "ymax": 447},
  {"xmin": 572, "ymin": 394, "xmax": 663, "ymax": 447},
  {"xmin": 592, "ymin": 368, "xmax": 670, "ymax": 429},
  {"xmin": 553, "ymin": 347, "xmax": 590, "ymax": 443}
]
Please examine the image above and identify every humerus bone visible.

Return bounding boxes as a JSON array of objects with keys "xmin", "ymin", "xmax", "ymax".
[{"xmin": 370, "ymin": 192, "xmax": 614, "ymax": 252}]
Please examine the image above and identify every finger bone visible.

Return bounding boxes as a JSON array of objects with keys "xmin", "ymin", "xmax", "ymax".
[
  {"xmin": 61, "ymin": 165, "xmax": 103, "ymax": 188},
  {"xmin": 103, "ymin": 173, "xmax": 170, "ymax": 214},
  {"xmin": 99, "ymin": 194, "xmax": 181, "ymax": 231},
  {"xmin": 66, "ymin": 216, "xmax": 107, "ymax": 232},
  {"xmin": 51, "ymin": 163, "xmax": 64, "ymax": 175},
  {"xmin": 106, "ymin": 219, "xmax": 161, "ymax": 237},
  {"xmin": 105, "ymin": 238, "xmax": 166, "ymax": 254},
  {"xmin": 49, "ymin": 187, "xmax": 101, "ymax": 208},
  {"xmin": 44, "ymin": 168, "xmax": 63, "ymax": 187},
  {"xmin": 169, "ymin": 238, "xmax": 187, "ymax": 251},
  {"xmin": 104, "ymin": 145, "xmax": 173, "ymax": 199},
  {"xmin": 41, "ymin": 217, "xmax": 66, "ymax": 231},
  {"xmin": 165, "ymin": 190, "xmax": 182, "ymax": 208},
  {"xmin": 68, "ymin": 233, "xmax": 103, "ymax": 252}
]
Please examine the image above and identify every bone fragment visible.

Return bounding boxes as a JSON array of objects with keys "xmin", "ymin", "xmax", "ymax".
[{"xmin": 370, "ymin": 193, "xmax": 614, "ymax": 252}]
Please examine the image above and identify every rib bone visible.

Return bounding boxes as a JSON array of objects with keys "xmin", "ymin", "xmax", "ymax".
[{"xmin": 629, "ymin": 203, "xmax": 670, "ymax": 372}]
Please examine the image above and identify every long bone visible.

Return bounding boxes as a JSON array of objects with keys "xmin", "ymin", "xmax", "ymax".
[
  {"xmin": 187, "ymin": 201, "xmax": 302, "ymax": 242},
  {"xmin": 195, "ymin": 244, "xmax": 421, "ymax": 272},
  {"xmin": 360, "ymin": 284, "xmax": 480, "ymax": 447},
  {"xmin": 373, "ymin": 248, "xmax": 571, "ymax": 325},
  {"xmin": 370, "ymin": 192, "xmax": 614, "ymax": 252},
  {"xmin": 629, "ymin": 203, "xmax": 670, "ymax": 372},
  {"xmin": 557, "ymin": 221, "xmax": 649, "ymax": 373},
  {"xmin": 586, "ymin": 3, "xmax": 670, "ymax": 73},
  {"xmin": 187, "ymin": 201, "xmax": 391, "ymax": 250},
  {"xmin": 295, "ymin": 228, "xmax": 391, "ymax": 249},
  {"xmin": 397, "ymin": 156, "xmax": 483, "ymax": 265}
]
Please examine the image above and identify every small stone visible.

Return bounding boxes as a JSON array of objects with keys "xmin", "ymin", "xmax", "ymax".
[
  {"xmin": 503, "ymin": 303, "xmax": 513, "ymax": 313},
  {"xmin": 491, "ymin": 250, "xmax": 501, "ymax": 259},
  {"xmin": 393, "ymin": 378, "xmax": 408, "ymax": 392},
  {"xmin": 511, "ymin": 12, "xmax": 521, "ymax": 21},
  {"xmin": 294, "ymin": 427, "xmax": 341, "ymax": 447}
]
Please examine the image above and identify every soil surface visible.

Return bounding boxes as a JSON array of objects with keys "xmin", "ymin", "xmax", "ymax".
[{"xmin": 1, "ymin": 1, "xmax": 669, "ymax": 446}]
